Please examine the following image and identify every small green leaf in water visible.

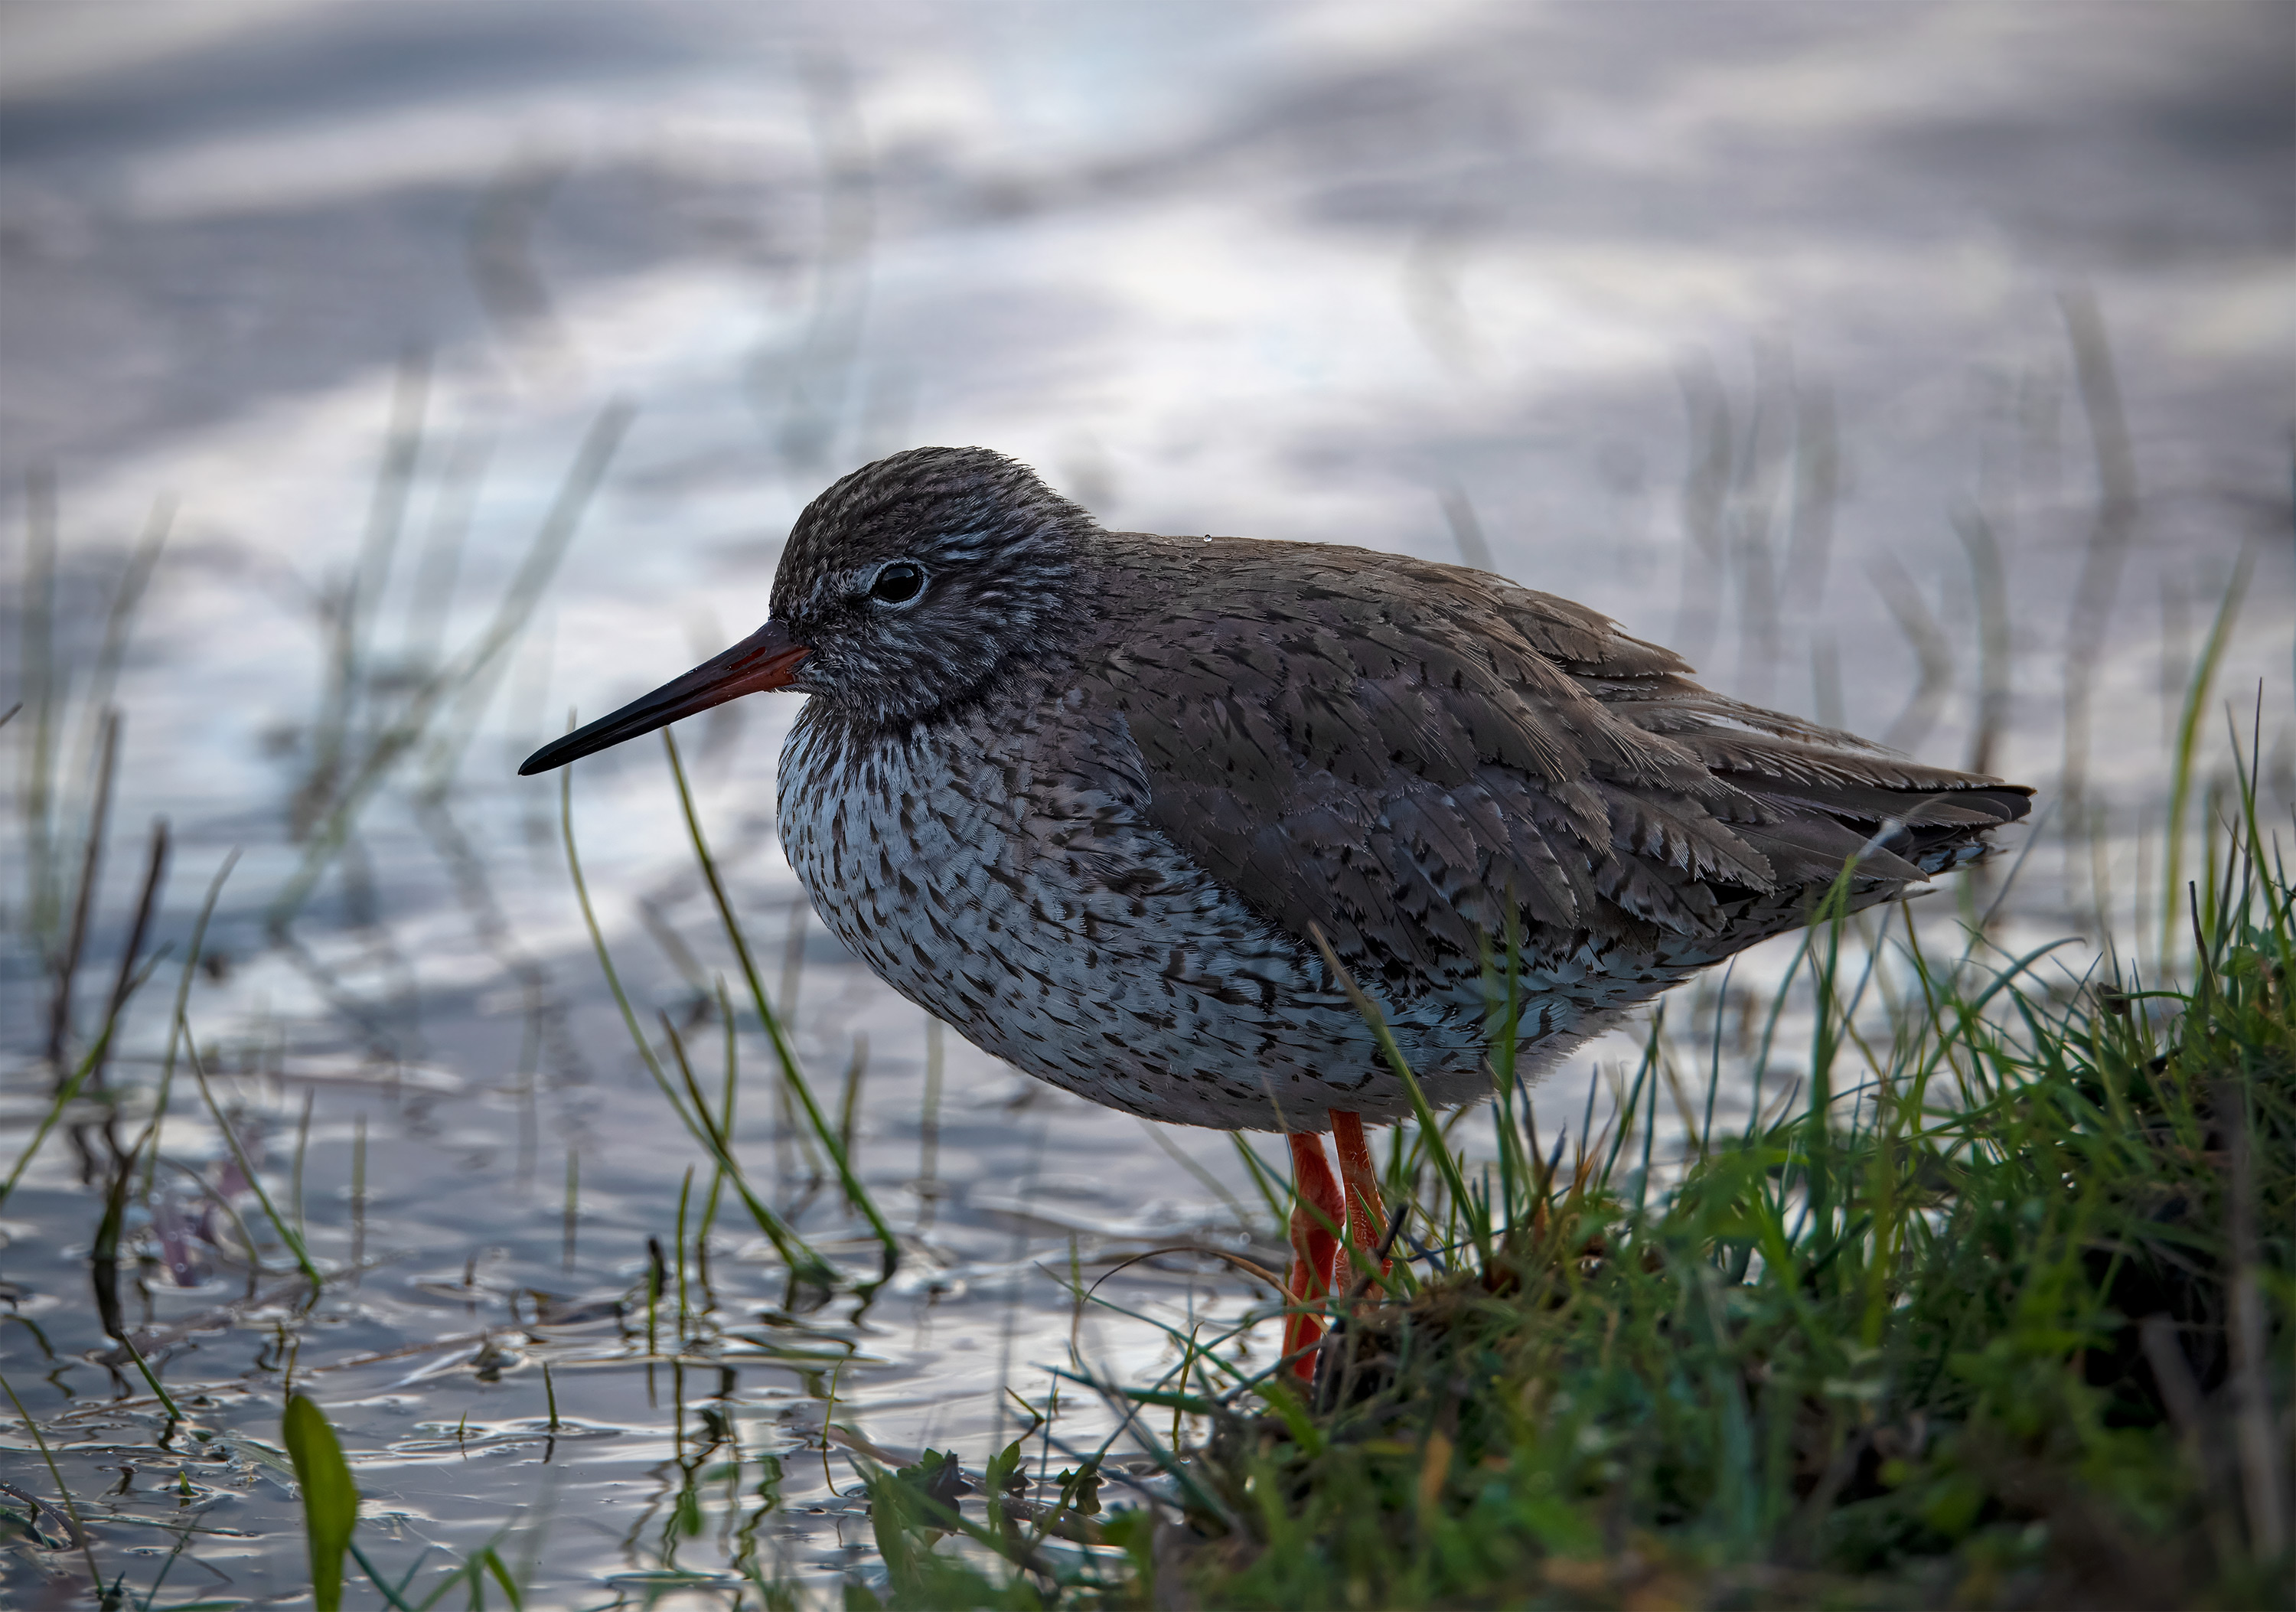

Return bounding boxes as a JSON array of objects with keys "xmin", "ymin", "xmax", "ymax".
[
  {"xmin": 282, "ymin": 1393, "xmax": 360, "ymax": 1612},
  {"xmin": 1054, "ymin": 1464, "xmax": 1104, "ymax": 1516}
]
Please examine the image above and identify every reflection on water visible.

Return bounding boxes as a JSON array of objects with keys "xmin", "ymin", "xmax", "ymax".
[{"xmin": 3, "ymin": 1, "xmax": 2291, "ymax": 1604}]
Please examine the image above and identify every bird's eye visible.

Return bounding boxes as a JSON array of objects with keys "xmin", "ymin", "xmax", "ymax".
[{"xmin": 869, "ymin": 562, "xmax": 926, "ymax": 605}]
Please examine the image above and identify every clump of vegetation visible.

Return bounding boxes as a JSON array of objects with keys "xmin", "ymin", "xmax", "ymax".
[{"xmin": 856, "ymin": 803, "xmax": 2292, "ymax": 1610}]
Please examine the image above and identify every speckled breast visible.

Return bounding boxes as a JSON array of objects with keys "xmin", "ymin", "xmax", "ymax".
[{"xmin": 775, "ymin": 684, "xmax": 1541, "ymax": 1131}]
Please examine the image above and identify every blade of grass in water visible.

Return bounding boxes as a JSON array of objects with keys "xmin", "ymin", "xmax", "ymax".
[
  {"xmin": 282, "ymin": 1393, "xmax": 360, "ymax": 1612},
  {"xmin": 86, "ymin": 814, "xmax": 169, "ymax": 1095},
  {"xmin": 45, "ymin": 705, "xmax": 117, "ymax": 1078},
  {"xmin": 19, "ymin": 467, "xmax": 61, "ymax": 957},
  {"xmin": 562, "ymin": 1147, "xmax": 579, "ymax": 1272},
  {"xmin": 557, "ymin": 761, "xmax": 835, "ymax": 1295},
  {"xmin": 269, "ymin": 399, "xmax": 633, "ymax": 935},
  {"xmin": 1137, "ymin": 1118, "xmax": 1257, "ymax": 1233},
  {"xmin": 420, "ymin": 397, "xmax": 635, "ymax": 791},
  {"xmin": 1, "ymin": 1020, "xmax": 120, "ymax": 1211},
  {"xmin": 137, "ymin": 850, "xmax": 239, "ymax": 1205},
  {"xmin": 836, "ymin": 1035, "xmax": 867, "ymax": 1212},
  {"xmin": 114, "ymin": 1313, "xmax": 186, "ymax": 1424},
  {"xmin": 184, "ymin": 1016, "xmax": 325, "ymax": 1289},
  {"xmin": 673, "ymin": 1154, "xmax": 695, "ymax": 1340},
  {"xmin": 695, "ymin": 975, "xmax": 739, "ymax": 1249},
  {"xmin": 67, "ymin": 496, "xmax": 174, "ymax": 819},
  {"xmin": 660, "ymin": 729, "xmax": 899, "ymax": 1277},
  {"xmin": 0, "ymin": 1372, "xmax": 104, "ymax": 1595},
  {"xmin": 918, "ymin": 1016, "xmax": 944, "ymax": 1224},
  {"xmin": 298, "ymin": 351, "xmax": 429, "ymax": 844}
]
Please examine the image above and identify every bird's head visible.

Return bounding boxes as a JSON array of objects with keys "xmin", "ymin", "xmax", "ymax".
[{"xmin": 518, "ymin": 446, "xmax": 1092, "ymax": 775}]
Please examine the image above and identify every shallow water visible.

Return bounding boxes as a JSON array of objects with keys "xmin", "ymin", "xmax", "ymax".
[{"xmin": 3, "ymin": 2, "xmax": 2291, "ymax": 1605}]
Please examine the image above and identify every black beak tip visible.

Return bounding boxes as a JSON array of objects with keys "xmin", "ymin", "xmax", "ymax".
[{"xmin": 517, "ymin": 742, "xmax": 569, "ymax": 777}]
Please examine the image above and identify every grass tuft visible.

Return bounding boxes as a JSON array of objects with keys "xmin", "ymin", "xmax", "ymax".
[{"xmin": 1143, "ymin": 817, "xmax": 2294, "ymax": 1609}]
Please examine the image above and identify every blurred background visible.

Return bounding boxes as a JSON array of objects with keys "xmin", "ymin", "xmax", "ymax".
[
  {"xmin": 2, "ymin": 0, "xmax": 2291, "ymax": 1602},
  {"xmin": 5, "ymin": 0, "xmax": 2289, "ymax": 817}
]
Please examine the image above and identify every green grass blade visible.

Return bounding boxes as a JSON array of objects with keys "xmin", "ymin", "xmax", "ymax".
[
  {"xmin": 271, "ymin": 400, "xmax": 633, "ymax": 935},
  {"xmin": 2161, "ymin": 544, "xmax": 2255, "ymax": 971},
  {"xmin": 0, "ymin": 1024, "xmax": 113, "ymax": 1212},
  {"xmin": 557, "ymin": 762, "xmax": 835, "ymax": 1292},
  {"xmin": 282, "ymin": 1394, "xmax": 360, "ymax": 1612},
  {"xmin": 1, "ymin": 1372, "xmax": 103, "ymax": 1595},
  {"xmin": 1305, "ymin": 923, "xmax": 1488, "ymax": 1271},
  {"xmin": 479, "ymin": 1545, "xmax": 525, "ymax": 1612},
  {"xmin": 138, "ymin": 850, "xmax": 239, "ymax": 1205},
  {"xmin": 183, "ymin": 1016, "xmax": 324, "ymax": 1288},
  {"xmin": 659, "ymin": 729, "xmax": 900, "ymax": 1275},
  {"xmin": 347, "ymin": 1539, "xmax": 418, "ymax": 1612},
  {"xmin": 1228, "ymin": 1133, "xmax": 1293, "ymax": 1232},
  {"xmin": 117, "ymin": 1332, "xmax": 181, "ymax": 1424}
]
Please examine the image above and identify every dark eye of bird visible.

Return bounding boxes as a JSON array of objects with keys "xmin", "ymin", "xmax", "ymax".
[{"xmin": 869, "ymin": 562, "xmax": 926, "ymax": 605}]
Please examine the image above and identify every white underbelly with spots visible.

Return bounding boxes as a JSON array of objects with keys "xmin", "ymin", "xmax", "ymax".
[
  {"xmin": 775, "ymin": 697, "xmax": 1691, "ymax": 1129},
  {"xmin": 780, "ymin": 700, "xmax": 1494, "ymax": 1128}
]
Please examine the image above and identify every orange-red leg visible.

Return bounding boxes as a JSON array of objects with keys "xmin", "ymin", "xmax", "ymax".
[
  {"xmin": 1329, "ymin": 1110, "xmax": 1391, "ymax": 1285},
  {"xmin": 1281, "ymin": 1131, "xmax": 1345, "ymax": 1379}
]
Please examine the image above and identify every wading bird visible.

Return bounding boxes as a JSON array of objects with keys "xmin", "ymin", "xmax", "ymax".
[{"xmin": 521, "ymin": 447, "xmax": 2030, "ymax": 1372}]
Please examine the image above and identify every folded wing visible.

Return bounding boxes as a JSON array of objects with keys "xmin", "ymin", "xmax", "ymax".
[{"xmin": 1082, "ymin": 537, "xmax": 2030, "ymax": 1003}]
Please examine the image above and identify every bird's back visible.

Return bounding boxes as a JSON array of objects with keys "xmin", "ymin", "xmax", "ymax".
[{"xmin": 1077, "ymin": 532, "xmax": 2027, "ymax": 977}]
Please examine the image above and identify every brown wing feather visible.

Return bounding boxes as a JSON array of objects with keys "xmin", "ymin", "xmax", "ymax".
[{"xmin": 1081, "ymin": 535, "xmax": 2031, "ymax": 1001}]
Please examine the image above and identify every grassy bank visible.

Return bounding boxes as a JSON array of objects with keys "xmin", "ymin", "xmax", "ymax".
[{"xmin": 857, "ymin": 806, "xmax": 2294, "ymax": 1610}]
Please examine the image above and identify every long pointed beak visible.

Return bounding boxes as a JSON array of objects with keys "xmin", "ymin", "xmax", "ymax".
[{"xmin": 517, "ymin": 619, "xmax": 809, "ymax": 776}]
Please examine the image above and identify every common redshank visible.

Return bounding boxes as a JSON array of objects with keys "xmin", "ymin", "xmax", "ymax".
[{"xmin": 521, "ymin": 446, "xmax": 2031, "ymax": 1370}]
